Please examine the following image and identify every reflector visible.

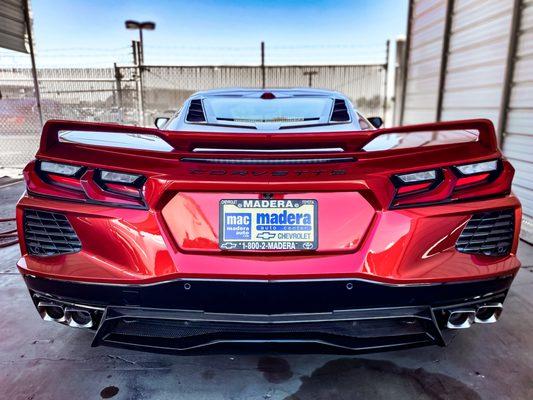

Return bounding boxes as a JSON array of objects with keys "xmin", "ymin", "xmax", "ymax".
[
  {"xmin": 396, "ymin": 170, "xmax": 436, "ymax": 183},
  {"xmin": 40, "ymin": 161, "xmax": 82, "ymax": 176},
  {"xmin": 100, "ymin": 170, "xmax": 141, "ymax": 184},
  {"xmin": 455, "ymin": 160, "xmax": 498, "ymax": 175}
]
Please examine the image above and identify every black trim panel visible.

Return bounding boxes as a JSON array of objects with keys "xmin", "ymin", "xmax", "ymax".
[{"xmin": 23, "ymin": 273, "xmax": 516, "ymax": 314}]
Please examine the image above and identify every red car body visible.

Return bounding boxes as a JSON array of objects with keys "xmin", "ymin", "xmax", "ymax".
[{"xmin": 16, "ymin": 117, "xmax": 521, "ymax": 353}]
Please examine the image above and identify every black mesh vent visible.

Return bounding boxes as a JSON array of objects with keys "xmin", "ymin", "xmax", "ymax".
[
  {"xmin": 330, "ymin": 99, "xmax": 350, "ymax": 122},
  {"xmin": 186, "ymin": 99, "xmax": 206, "ymax": 122},
  {"xmin": 456, "ymin": 210, "xmax": 514, "ymax": 256},
  {"xmin": 24, "ymin": 210, "xmax": 81, "ymax": 256}
]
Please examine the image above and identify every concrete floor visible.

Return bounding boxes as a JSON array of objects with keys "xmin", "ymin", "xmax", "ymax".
[{"xmin": 1, "ymin": 182, "xmax": 532, "ymax": 400}]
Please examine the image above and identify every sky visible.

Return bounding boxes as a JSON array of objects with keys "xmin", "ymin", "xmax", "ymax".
[{"xmin": 0, "ymin": 0, "xmax": 408, "ymax": 67}]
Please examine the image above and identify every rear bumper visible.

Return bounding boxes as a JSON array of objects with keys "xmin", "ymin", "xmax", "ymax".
[{"xmin": 23, "ymin": 272, "xmax": 516, "ymax": 354}]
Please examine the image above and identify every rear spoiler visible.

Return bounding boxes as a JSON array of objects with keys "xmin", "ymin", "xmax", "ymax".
[{"xmin": 36, "ymin": 119, "xmax": 499, "ymax": 169}]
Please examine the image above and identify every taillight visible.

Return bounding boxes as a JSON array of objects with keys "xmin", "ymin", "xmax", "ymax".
[
  {"xmin": 455, "ymin": 160, "xmax": 498, "ymax": 175},
  {"xmin": 40, "ymin": 161, "xmax": 84, "ymax": 176},
  {"xmin": 95, "ymin": 170, "xmax": 145, "ymax": 200},
  {"xmin": 26, "ymin": 160, "xmax": 146, "ymax": 208},
  {"xmin": 392, "ymin": 169, "xmax": 442, "ymax": 197},
  {"xmin": 453, "ymin": 159, "xmax": 500, "ymax": 190},
  {"xmin": 391, "ymin": 159, "xmax": 512, "ymax": 208}
]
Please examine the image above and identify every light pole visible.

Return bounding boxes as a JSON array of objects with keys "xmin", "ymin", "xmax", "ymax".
[
  {"xmin": 125, "ymin": 20, "xmax": 156, "ymax": 65},
  {"xmin": 125, "ymin": 20, "xmax": 155, "ymax": 127}
]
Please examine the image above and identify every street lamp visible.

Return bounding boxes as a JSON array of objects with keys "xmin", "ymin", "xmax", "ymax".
[{"xmin": 125, "ymin": 20, "xmax": 156, "ymax": 65}]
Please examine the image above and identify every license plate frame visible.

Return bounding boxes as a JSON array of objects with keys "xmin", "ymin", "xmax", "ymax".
[{"xmin": 219, "ymin": 199, "xmax": 318, "ymax": 251}]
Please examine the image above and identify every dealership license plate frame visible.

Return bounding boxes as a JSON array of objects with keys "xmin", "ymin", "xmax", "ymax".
[{"xmin": 219, "ymin": 199, "xmax": 318, "ymax": 251}]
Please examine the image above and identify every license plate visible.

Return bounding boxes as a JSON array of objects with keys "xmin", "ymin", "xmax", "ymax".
[{"xmin": 219, "ymin": 199, "xmax": 317, "ymax": 251}]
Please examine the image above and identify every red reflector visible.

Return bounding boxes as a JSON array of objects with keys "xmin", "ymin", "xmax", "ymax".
[
  {"xmin": 105, "ymin": 183, "xmax": 141, "ymax": 197},
  {"xmin": 397, "ymin": 182, "xmax": 433, "ymax": 195},
  {"xmin": 47, "ymin": 174, "xmax": 83, "ymax": 191},
  {"xmin": 456, "ymin": 173, "xmax": 490, "ymax": 188},
  {"xmin": 261, "ymin": 92, "xmax": 276, "ymax": 99}
]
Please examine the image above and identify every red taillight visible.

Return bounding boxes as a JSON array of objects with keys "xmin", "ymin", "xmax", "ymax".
[
  {"xmin": 396, "ymin": 181, "xmax": 434, "ymax": 195},
  {"xmin": 391, "ymin": 159, "xmax": 512, "ymax": 208},
  {"xmin": 26, "ymin": 160, "xmax": 146, "ymax": 208},
  {"xmin": 455, "ymin": 172, "xmax": 491, "ymax": 189},
  {"xmin": 46, "ymin": 174, "xmax": 84, "ymax": 192}
]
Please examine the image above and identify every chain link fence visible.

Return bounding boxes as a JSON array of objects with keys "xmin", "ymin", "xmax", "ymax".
[{"xmin": 0, "ymin": 63, "xmax": 387, "ymax": 168}]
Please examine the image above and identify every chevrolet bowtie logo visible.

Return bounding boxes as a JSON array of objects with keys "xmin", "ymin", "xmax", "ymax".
[
  {"xmin": 256, "ymin": 232, "xmax": 276, "ymax": 240},
  {"xmin": 220, "ymin": 242, "xmax": 237, "ymax": 250}
]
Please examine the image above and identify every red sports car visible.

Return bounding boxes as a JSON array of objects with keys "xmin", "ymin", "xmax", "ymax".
[{"xmin": 16, "ymin": 89, "xmax": 521, "ymax": 353}]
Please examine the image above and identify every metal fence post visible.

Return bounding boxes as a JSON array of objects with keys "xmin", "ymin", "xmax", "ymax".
[
  {"xmin": 23, "ymin": 0, "xmax": 43, "ymax": 128},
  {"xmin": 135, "ymin": 41, "xmax": 145, "ymax": 126},
  {"xmin": 114, "ymin": 63, "xmax": 124, "ymax": 122},
  {"xmin": 382, "ymin": 39, "xmax": 390, "ymax": 124},
  {"xmin": 261, "ymin": 42, "xmax": 266, "ymax": 89}
]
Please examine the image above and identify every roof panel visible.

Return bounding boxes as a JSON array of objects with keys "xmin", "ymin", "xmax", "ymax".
[{"xmin": 0, "ymin": 0, "xmax": 28, "ymax": 53}]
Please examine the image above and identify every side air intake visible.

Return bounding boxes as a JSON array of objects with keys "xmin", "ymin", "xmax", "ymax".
[
  {"xmin": 330, "ymin": 99, "xmax": 350, "ymax": 122},
  {"xmin": 456, "ymin": 209, "xmax": 514, "ymax": 256},
  {"xmin": 24, "ymin": 209, "xmax": 81, "ymax": 256},
  {"xmin": 186, "ymin": 99, "xmax": 206, "ymax": 122}
]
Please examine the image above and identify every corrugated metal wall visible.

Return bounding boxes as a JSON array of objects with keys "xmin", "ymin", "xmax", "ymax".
[
  {"xmin": 441, "ymin": 0, "xmax": 514, "ymax": 128},
  {"xmin": 400, "ymin": 0, "xmax": 533, "ymax": 241},
  {"xmin": 502, "ymin": 0, "xmax": 533, "ymax": 243},
  {"xmin": 402, "ymin": 0, "xmax": 446, "ymax": 124}
]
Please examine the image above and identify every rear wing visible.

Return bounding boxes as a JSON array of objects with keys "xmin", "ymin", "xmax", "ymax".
[
  {"xmin": 37, "ymin": 119, "xmax": 499, "ymax": 169},
  {"xmin": 26, "ymin": 118, "xmax": 513, "ymax": 210}
]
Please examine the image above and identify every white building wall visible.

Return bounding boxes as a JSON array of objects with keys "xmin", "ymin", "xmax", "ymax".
[
  {"xmin": 400, "ymin": 0, "xmax": 533, "ymax": 241},
  {"xmin": 402, "ymin": 0, "xmax": 446, "ymax": 124},
  {"xmin": 441, "ymin": 0, "xmax": 514, "ymax": 128},
  {"xmin": 502, "ymin": 0, "xmax": 533, "ymax": 242}
]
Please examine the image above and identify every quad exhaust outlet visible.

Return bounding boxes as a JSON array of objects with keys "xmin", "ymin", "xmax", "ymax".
[
  {"xmin": 37, "ymin": 301, "xmax": 96, "ymax": 329},
  {"xmin": 446, "ymin": 303, "xmax": 503, "ymax": 329}
]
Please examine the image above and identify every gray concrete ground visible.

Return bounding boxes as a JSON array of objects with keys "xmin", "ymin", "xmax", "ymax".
[{"xmin": 1, "ymin": 181, "xmax": 532, "ymax": 400}]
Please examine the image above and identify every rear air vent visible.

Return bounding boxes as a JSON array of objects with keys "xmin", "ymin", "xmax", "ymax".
[
  {"xmin": 186, "ymin": 99, "xmax": 206, "ymax": 122},
  {"xmin": 24, "ymin": 210, "xmax": 81, "ymax": 256},
  {"xmin": 456, "ymin": 210, "xmax": 514, "ymax": 257},
  {"xmin": 330, "ymin": 99, "xmax": 350, "ymax": 122}
]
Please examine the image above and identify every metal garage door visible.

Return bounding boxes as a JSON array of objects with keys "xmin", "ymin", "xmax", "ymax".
[
  {"xmin": 400, "ymin": 0, "xmax": 532, "ymax": 242},
  {"xmin": 401, "ymin": 0, "xmax": 446, "ymax": 124},
  {"xmin": 441, "ymin": 0, "xmax": 514, "ymax": 128},
  {"xmin": 502, "ymin": 0, "xmax": 533, "ymax": 243}
]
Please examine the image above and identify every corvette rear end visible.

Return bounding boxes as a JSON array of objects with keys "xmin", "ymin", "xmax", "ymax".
[{"xmin": 16, "ymin": 114, "xmax": 521, "ymax": 353}]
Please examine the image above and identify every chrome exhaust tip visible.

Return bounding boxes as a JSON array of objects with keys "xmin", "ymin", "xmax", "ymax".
[
  {"xmin": 475, "ymin": 303, "xmax": 503, "ymax": 324},
  {"xmin": 447, "ymin": 310, "xmax": 476, "ymax": 329},
  {"xmin": 65, "ymin": 308, "xmax": 93, "ymax": 328},
  {"xmin": 37, "ymin": 302, "xmax": 66, "ymax": 322}
]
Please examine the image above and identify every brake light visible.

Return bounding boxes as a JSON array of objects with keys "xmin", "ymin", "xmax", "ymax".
[
  {"xmin": 40, "ymin": 161, "xmax": 83, "ymax": 176},
  {"xmin": 95, "ymin": 170, "xmax": 145, "ymax": 199},
  {"xmin": 455, "ymin": 160, "xmax": 498, "ymax": 175},
  {"xmin": 390, "ymin": 159, "xmax": 512, "ymax": 208},
  {"xmin": 26, "ymin": 160, "xmax": 146, "ymax": 208},
  {"xmin": 100, "ymin": 170, "xmax": 142, "ymax": 184}
]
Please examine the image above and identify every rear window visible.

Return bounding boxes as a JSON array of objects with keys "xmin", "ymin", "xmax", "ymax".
[{"xmin": 206, "ymin": 97, "xmax": 333, "ymax": 123}]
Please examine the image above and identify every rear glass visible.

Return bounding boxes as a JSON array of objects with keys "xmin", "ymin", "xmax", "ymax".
[{"xmin": 206, "ymin": 97, "xmax": 333, "ymax": 123}]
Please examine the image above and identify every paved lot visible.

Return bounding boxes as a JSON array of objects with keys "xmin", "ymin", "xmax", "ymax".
[{"xmin": 1, "ymin": 182, "xmax": 532, "ymax": 400}]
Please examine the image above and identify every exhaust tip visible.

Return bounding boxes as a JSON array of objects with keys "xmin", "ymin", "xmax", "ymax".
[
  {"xmin": 475, "ymin": 303, "xmax": 503, "ymax": 324},
  {"xmin": 447, "ymin": 310, "xmax": 476, "ymax": 329},
  {"xmin": 65, "ymin": 308, "xmax": 93, "ymax": 328},
  {"xmin": 37, "ymin": 302, "xmax": 66, "ymax": 322}
]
